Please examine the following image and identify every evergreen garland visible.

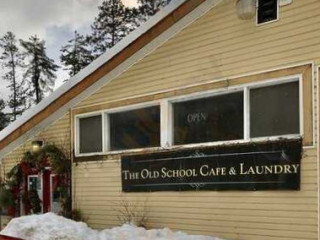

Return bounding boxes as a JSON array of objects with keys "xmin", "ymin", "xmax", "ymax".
[
  {"xmin": 28, "ymin": 190, "xmax": 42, "ymax": 214},
  {"xmin": 0, "ymin": 143, "xmax": 71, "ymax": 216},
  {"xmin": 0, "ymin": 187, "xmax": 15, "ymax": 210}
]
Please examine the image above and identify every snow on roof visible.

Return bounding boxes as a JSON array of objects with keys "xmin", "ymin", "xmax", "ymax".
[{"xmin": 0, "ymin": 0, "xmax": 187, "ymax": 143}]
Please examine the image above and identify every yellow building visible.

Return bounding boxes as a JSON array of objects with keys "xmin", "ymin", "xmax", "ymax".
[{"xmin": 0, "ymin": 0, "xmax": 320, "ymax": 239}]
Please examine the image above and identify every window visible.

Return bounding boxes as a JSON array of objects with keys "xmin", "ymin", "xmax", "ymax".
[
  {"xmin": 173, "ymin": 92, "xmax": 244, "ymax": 145},
  {"xmin": 110, "ymin": 106, "xmax": 160, "ymax": 151},
  {"xmin": 75, "ymin": 77, "xmax": 302, "ymax": 156},
  {"xmin": 250, "ymin": 81, "xmax": 300, "ymax": 138},
  {"xmin": 78, "ymin": 114, "xmax": 102, "ymax": 154},
  {"xmin": 171, "ymin": 79, "xmax": 300, "ymax": 146},
  {"xmin": 257, "ymin": 0, "xmax": 278, "ymax": 24},
  {"xmin": 28, "ymin": 175, "xmax": 42, "ymax": 192}
]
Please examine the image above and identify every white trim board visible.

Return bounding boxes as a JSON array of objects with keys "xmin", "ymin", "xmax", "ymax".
[{"xmin": 0, "ymin": 0, "xmax": 224, "ymax": 160}]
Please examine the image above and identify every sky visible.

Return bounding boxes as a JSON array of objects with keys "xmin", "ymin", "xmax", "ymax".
[{"xmin": 0, "ymin": 0, "xmax": 138, "ymax": 108}]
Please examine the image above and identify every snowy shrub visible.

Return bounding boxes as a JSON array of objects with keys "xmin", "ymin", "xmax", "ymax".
[{"xmin": 115, "ymin": 198, "xmax": 148, "ymax": 228}]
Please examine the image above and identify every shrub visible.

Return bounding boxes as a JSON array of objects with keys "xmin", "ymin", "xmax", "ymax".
[{"xmin": 115, "ymin": 198, "xmax": 148, "ymax": 228}]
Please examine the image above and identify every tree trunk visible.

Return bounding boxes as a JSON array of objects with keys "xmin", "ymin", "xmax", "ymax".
[
  {"xmin": 34, "ymin": 46, "xmax": 41, "ymax": 104},
  {"xmin": 111, "ymin": 0, "xmax": 116, "ymax": 47},
  {"xmin": 10, "ymin": 50, "xmax": 17, "ymax": 120}
]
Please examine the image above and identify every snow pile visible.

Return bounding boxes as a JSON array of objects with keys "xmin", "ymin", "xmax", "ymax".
[
  {"xmin": 1, "ymin": 213, "xmax": 225, "ymax": 240},
  {"xmin": 1, "ymin": 213, "xmax": 96, "ymax": 240}
]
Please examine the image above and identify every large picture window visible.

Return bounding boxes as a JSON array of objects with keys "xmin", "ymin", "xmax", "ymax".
[
  {"xmin": 173, "ymin": 92, "xmax": 244, "ymax": 145},
  {"xmin": 110, "ymin": 106, "xmax": 160, "ymax": 151}
]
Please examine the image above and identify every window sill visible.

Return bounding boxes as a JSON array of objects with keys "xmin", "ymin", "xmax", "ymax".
[{"xmin": 74, "ymin": 134, "xmax": 302, "ymax": 161}]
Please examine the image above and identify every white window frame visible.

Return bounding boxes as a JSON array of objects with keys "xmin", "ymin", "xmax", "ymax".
[
  {"xmin": 245, "ymin": 75, "xmax": 304, "ymax": 141},
  {"xmin": 256, "ymin": 0, "xmax": 280, "ymax": 26},
  {"xmin": 166, "ymin": 74, "xmax": 303, "ymax": 148},
  {"xmin": 27, "ymin": 174, "xmax": 43, "ymax": 213},
  {"xmin": 167, "ymin": 88, "xmax": 245, "ymax": 146},
  {"xmin": 75, "ymin": 102, "xmax": 162, "ymax": 157},
  {"xmin": 74, "ymin": 74, "xmax": 303, "ymax": 157},
  {"xmin": 50, "ymin": 174, "xmax": 62, "ymax": 214},
  {"xmin": 75, "ymin": 112, "xmax": 104, "ymax": 156}
]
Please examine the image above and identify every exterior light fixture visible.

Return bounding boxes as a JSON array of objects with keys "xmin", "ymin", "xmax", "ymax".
[
  {"xmin": 31, "ymin": 140, "xmax": 44, "ymax": 153},
  {"xmin": 236, "ymin": 0, "xmax": 256, "ymax": 20}
]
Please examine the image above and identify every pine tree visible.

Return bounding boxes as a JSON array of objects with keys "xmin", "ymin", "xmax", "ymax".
[
  {"xmin": 20, "ymin": 35, "xmax": 59, "ymax": 104},
  {"xmin": 0, "ymin": 99, "xmax": 9, "ymax": 131},
  {"xmin": 7, "ymin": 82, "xmax": 28, "ymax": 120},
  {"xmin": 138, "ymin": 0, "xmax": 171, "ymax": 19},
  {"xmin": 60, "ymin": 31, "xmax": 94, "ymax": 77},
  {"xmin": 0, "ymin": 32, "xmax": 26, "ymax": 121},
  {"xmin": 89, "ymin": 0, "xmax": 139, "ymax": 57}
]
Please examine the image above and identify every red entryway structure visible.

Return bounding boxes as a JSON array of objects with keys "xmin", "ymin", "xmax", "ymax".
[
  {"xmin": 26, "ymin": 169, "xmax": 60, "ymax": 214},
  {"xmin": 0, "ymin": 235, "xmax": 23, "ymax": 240}
]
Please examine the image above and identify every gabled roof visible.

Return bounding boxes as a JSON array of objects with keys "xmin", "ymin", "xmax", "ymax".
[{"xmin": 0, "ymin": 0, "xmax": 223, "ymax": 160}]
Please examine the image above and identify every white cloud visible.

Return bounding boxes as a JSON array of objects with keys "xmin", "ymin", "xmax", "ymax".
[
  {"xmin": 0, "ymin": 0, "xmax": 139, "ymax": 107},
  {"xmin": 0, "ymin": 0, "xmax": 102, "ymax": 40},
  {"xmin": 0, "ymin": 0, "xmax": 102, "ymax": 99}
]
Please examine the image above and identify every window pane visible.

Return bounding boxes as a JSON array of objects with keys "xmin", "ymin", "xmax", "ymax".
[
  {"xmin": 29, "ymin": 177, "xmax": 41, "ymax": 191},
  {"xmin": 79, "ymin": 115, "xmax": 102, "ymax": 154},
  {"xmin": 250, "ymin": 81, "xmax": 300, "ymax": 138},
  {"xmin": 257, "ymin": 0, "xmax": 278, "ymax": 24},
  {"xmin": 110, "ymin": 106, "xmax": 160, "ymax": 151},
  {"xmin": 173, "ymin": 92, "xmax": 244, "ymax": 145}
]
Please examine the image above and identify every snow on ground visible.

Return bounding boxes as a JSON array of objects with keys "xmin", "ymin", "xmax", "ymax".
[{"xmin": 0, "ymin": 213, "xmax": 225, "ymax": 240}]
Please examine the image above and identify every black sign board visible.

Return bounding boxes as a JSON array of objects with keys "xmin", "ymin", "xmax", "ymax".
[{"xmin": 121, "ymin": 139, "xmax": 302, "ymax": 192}]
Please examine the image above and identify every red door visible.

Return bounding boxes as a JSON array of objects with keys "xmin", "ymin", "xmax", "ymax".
[
  {"xmin": 42, "ymin": 170, "xmax": 51, "ymax": 213},
  {"xmin": 27, "ymin": 170, "xmax": 60, "ymax": 214}
]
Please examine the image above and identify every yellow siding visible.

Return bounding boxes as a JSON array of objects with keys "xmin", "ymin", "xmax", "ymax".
[
  {"xmin": 0, "ymin": 113, "xmax": 70, "ymax": 227},
  {"xmin": 71, "ymin": 0, "xmax": 320, "ymax": 239},
  {"xmin": 0, "ymin": 113, "xmax": 70, "ymax": 181},
  {"xmin": 0, "ymin": 215, "xmax": 11, "ymax": 230},
  {"xmin": 1, "ymin": 0, "xmax": 319, "ymax": 240},
  {"xmin": 76, "ymin": 0, "xmax": 320, "ymax": 109},
  {"xmin": 73, "ymin": 148, "xmax": 317, "ymax": 240}
]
